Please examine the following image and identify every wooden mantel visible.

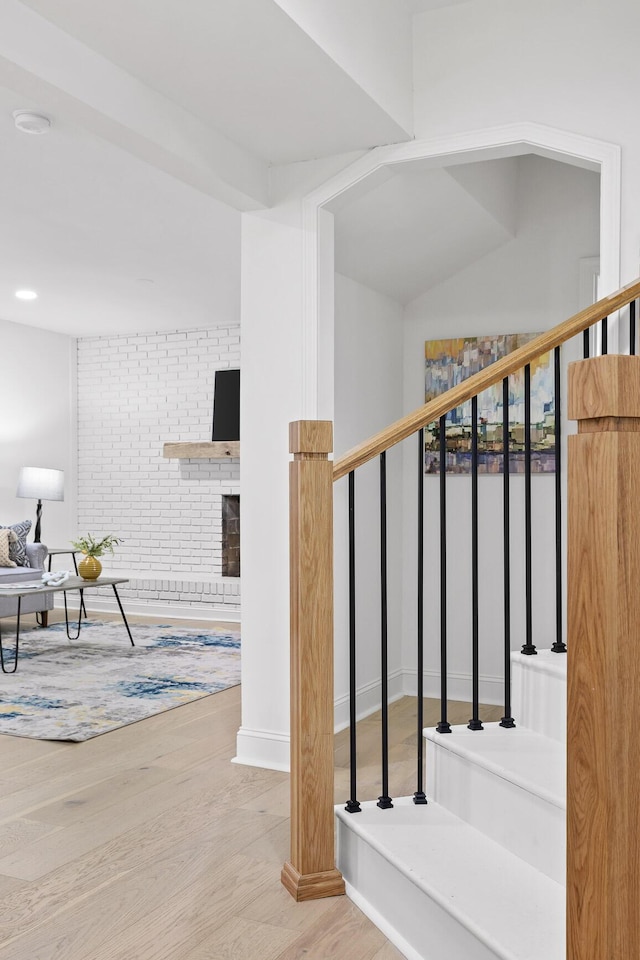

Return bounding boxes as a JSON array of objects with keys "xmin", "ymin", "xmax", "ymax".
[{"xmin": 162, "ymin": 441, "xmax": 240, "ymax": 459}]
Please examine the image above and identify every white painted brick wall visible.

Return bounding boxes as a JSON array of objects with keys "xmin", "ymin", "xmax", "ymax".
[{"xmin": 76, "ymin": 325, "xmax": 240, "ymax": 612}]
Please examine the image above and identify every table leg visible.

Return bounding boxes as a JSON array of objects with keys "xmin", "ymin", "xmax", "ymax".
[
  {"xmin": 70, "ymin": 555, "xmax": 87, "ymax": 618},
  {"xmin": 0, "ymin": 597, "xmax": 21, "ymax": 673},
  {"xmin": 63, "ymin": 590, "xmax": 83, "ymax": 641},
  {"xmin": 112, "ymin": 585, "xmax": 134, "ymax": 646}
]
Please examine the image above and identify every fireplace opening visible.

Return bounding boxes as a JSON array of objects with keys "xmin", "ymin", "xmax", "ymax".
[{"xmin": 222, "ymin": 494, "xmax": 240, "ymax": 577}]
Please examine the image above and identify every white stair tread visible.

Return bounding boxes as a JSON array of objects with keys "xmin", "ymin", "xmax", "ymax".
[
  {"xmin": 512, "ymin": 649, "xmax": 567, "ymax": 680},
  {"xmin": 424, "ymin": 724, "xmax": 566, "ymax": 809},
  {"xmin": 337, "ymin": 797, "xmax": 564, "ymax": 960}
]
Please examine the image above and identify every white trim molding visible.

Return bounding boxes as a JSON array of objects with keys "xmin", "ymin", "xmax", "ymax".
[
  {"xmin": 233, "ymin": 726, "xmax": 291, "ymax": 772},
  {"xmin": 334, "ymin": 669, "xmax": 405, "ymax": 733},
  {"xmin": 301, "ymin": 121, "xmax": 621, "ymax": 417},
  {"xmin": 402, "ymin": 669, "xmax": 504, "ymax": 708},
  {"xmin": 55, "ymin": 595, "xmax": 241, "ymax": 624}
]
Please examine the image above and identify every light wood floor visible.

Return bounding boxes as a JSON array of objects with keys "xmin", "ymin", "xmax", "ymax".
[{"xmin": 0, "ymin": 610, "xmax": 502, "ymax": 959}]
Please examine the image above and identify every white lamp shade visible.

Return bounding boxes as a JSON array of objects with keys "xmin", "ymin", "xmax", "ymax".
[{"xmin": 16, "ymin": 467, "xmax": 64, "ymax": 502}]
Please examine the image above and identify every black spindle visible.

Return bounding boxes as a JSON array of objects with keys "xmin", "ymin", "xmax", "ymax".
[
  {"xmin": 468, "ymin": 396, "xmax": 483, "ymax": 731},
  {"xmin": 601, "ymin": 316, "xmax": 608, "ymax": 355},
  {"xmin": 414, "ymin": 430, "xmax": 428, "ymax": 803},
  {"xmin": 436, "ymin": 416, "xmax": 452, "ymax": 733},
  {"xmin": 345, "ymin": 471, "xmax": 361, "ymax": 813},
  {"xmin": 583, "ymin": 328, "xmax": 590, "ymax": 359},
  {"xmin": 550, "ymin": 348, "xmax": 566, "ymax": 654},
  {"xmin": 377, "ymin": 451, "xmax": 393, "ymax": 809},
  {"xmin": 631, "ymin": 300, "xmax": 636, "ymax": 356},
  {"xmin": 521, "ymin": 365, "xmax": 537, "ymax": 656},
  {"xmin": 500, "ymin": 378, "xmax": 516, "ymax": 727}
]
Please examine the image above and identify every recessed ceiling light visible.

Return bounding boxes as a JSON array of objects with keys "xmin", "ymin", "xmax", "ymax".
[
  {"xmin": 15, "ymin": 290, "xmax": 38, "ymax": 301},
  {"xmin": 13, "ymin": 111, "xmax": 51, "ymax": 135}
]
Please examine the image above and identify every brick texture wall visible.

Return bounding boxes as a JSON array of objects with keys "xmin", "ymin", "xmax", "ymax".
[{"xmin": 76, "ymin": 325, "xmax": 240, "ymax": 614}]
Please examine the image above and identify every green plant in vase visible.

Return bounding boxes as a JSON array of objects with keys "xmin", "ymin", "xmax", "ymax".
[{"xmin": 71, "ymin": 533, "xmax": 123, "ymax": 580}]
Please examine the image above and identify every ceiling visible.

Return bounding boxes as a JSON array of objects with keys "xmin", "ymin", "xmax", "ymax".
[
  {"xmin": 0, "ymin": 83, "xmax": 240, "ymax": 337},
  {"xmin": 333, "ymin": 154, "xmax": 601, "ymax": 307},
  {"xmin": 2, "ymin": 0, "xmax": 425, "ymax": 337},
  {"xmin": 18, "ymin": 0, "xmax": 408, "ymax": 165},
  {"xmin": 404, "ymin": 0, "xmax": 474, "ymax": 10},
  {"xmin": 334, "ymin": 157, "xmax": 519, "ymax": 305},
  {"xmin": 0, "ymin": 0, "xmax": 509, "ymax": 341}
]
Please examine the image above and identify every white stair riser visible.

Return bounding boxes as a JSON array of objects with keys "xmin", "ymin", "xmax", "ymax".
[
  {"xmin": 511, "ymin": 656, "xmax": 566, "ymax": 743},
  {"xmin": 426, "ymin": 739, "xmax": 565, "ymax": 885},
  {"xmin": 337, "ymin": 818, "xmax": 504, "ymax": 960}
]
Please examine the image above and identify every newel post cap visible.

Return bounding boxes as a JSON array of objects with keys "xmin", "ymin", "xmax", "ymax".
[
  {"xmin": 289, "ymin": 421, "xmax": 333, "ymax": 455},
  {"xmin": 568, "ymin": 355, "xmax": 640, "ymax": 421}
]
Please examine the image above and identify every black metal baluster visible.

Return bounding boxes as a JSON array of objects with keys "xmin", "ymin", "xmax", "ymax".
[
  {"xmin": 601, "ymin": 316, "xmax": 608, "ymax": 355},
  {"xmin": 414, "ymin": 429, "xmax": 428, "ymax": 803},
  {"xmin": 436, "ymin": 416, "xmax": 452, "ymax": 733},
  {"xmin": 468, "ymin": 396, "xmax": 483, "ymax": 731},
  {"xmin": 521, "ymin": 365, "xmax": 537, "ymax": 656},
  {"xmin": 345, "ymin": 471, "xmax": 361, "ymax": 813},
  {"xmin": 500, "ymin": 378, "xmax": 516, "ymax": 727},
  {"xmin": 551, "ymin": 347, "xmax": 567, "ymax": 654},
  {"xmin": 377, "ymin": 451, "xmax": 393, "ymax": 809},
  {"xmin": 631, "ymin": 300, "xmax": 636, "ymax": 356},
  {"xmin": 583, "ymin": 328, "xmax": 590, "ymax": 359}
]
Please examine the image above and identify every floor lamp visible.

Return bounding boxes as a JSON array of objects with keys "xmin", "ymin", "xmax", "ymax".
[{"xmin": 16, "ymin": 467, "xmax": 64, "ymax": 542}]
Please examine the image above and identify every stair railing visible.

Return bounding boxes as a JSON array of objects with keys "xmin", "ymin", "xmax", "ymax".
[{"xmin": 282, "ymin": 279, "xmax": 640, "ymax": 959}]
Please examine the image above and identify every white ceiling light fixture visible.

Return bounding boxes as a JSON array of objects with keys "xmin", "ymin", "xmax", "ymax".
[
  {"xmin": 13, "ymin": 111, "xmax": 52, "ymax": 135},
  {"xmin": 15, "ymin": 289, "xmax": 38, "ymax": 301}
]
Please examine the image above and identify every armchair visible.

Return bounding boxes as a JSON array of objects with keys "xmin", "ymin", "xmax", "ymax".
[{"xmin": 0, "ymin": 543, "xmax": 52, "ymax": 625}]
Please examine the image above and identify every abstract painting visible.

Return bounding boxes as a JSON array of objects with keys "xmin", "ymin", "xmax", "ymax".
[{"xmin": 424, "ymin": 333, "xmax": 555, "ymax": 474}]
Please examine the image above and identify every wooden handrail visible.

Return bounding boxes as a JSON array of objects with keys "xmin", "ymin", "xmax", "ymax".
[{"xmin": 333, "ymin": 278, "xmax": 640, "ymax": 482}]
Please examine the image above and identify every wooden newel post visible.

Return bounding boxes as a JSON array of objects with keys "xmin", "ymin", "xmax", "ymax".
[
  {"xmin": 281, "ymin": 420, "xmax": 345, "ymax": 902},
  {"xmin": 567, "ymin": 355, "xmax": 640, "ymax": 959}
]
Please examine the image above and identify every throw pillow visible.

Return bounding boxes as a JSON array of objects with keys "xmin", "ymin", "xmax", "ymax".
[
  {"xmin": 0, "ymin": 529, "xmax": 16, "ymax": 567},
  {"xmin": 0, "ymin": 520, "xmax": 32, "ymax": 567}
]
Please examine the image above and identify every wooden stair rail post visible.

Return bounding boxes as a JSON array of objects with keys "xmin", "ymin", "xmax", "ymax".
[
  {"xmin": 282, "ymin": 420, "xmax": 345, "ymax": 902},
  {"xmin": 567, "ymin": 355, "xmax": 640, "ymax": 959}
]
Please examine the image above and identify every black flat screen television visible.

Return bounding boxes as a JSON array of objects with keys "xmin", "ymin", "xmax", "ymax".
[{"xmin": 212, "ymin": 369, "xmax": 240, "ymax": 441}]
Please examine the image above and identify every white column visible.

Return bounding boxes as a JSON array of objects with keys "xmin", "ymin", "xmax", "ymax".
[{"xmin": 234, "ymin": 210, "xmax": 305, "ymax": 770}]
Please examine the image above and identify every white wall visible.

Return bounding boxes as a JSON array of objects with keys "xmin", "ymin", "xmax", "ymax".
[
  {"xmin": 412, "ymin": 0, "xmax": 640, "ymax": 286},
  {"xmin": 401, "ymin": 155, "xmax": 600, "ymax": 702},
  {"xmin": 0, "ymin": 318, "xmax": 75, "ymax": 549},
  {"xmin": 333, "ymin": 273, "xmax": 405, "ymax": 727},
  {"xmin": 76, "ymin": 325, "xmax": 240, "ymax": 618}
]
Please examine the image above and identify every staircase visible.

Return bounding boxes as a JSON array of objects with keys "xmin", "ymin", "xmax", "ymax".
[
  {"xmin": 335, "ymin": 650, "xmax": 567, "ymax": 960},
  {"xmin": 282, "ymin": 280, "xmax": 640, "ymax": 960}
]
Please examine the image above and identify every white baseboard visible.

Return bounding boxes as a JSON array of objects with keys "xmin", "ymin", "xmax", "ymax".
[
  {"xmin": 403, "ymin": 669, "xmax": 503, "ymax": 707},
  {"xmin": 53, "ymin": 595, "xmax": 241, "ymax": 623},
  {"xmin": 233, "ymin": 673, "xmax": 406, "ymax": 774},
  {"xmin": 334, "ymin": 669, "xmax": 405, "ymax": 733},
  {"xmin": 232, "ymin": 668, "xmax": 502, "ymax": 774},
  {"xmin": 233, "ymin": 726, "xmax": 291, "ymax": 772}
]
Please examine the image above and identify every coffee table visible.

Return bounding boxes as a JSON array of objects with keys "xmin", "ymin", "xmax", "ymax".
[{"xmin": 0, "ymin": 576, "xmax": 134, "ymax": 674}]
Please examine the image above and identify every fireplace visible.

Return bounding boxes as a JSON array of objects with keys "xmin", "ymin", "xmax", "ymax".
[{"xmin": 222, "ymin": 495, "xmax": 240, "ymax": 577}]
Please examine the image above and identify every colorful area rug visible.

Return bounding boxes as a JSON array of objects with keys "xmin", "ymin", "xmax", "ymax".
[{"xmin": 0, "ymin": 620, "xmax": 241, "ymax": 741}]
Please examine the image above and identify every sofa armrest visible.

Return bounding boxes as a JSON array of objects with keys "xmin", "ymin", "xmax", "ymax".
[{"xmin": 26, "ymin": 542, "xmax": 48, "ymax": 571}]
